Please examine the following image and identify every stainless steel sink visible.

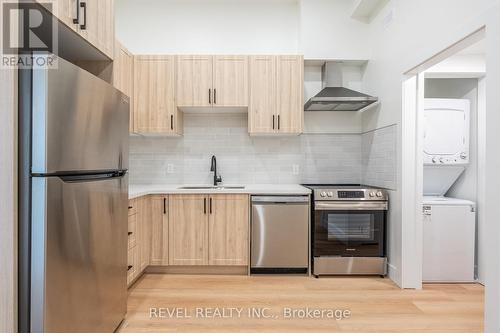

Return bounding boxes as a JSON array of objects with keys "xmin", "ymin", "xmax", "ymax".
[
  {"xmin": 177, "ymin": 185, "xmax": 217, "ymax": 189},
  {"xmin": 177, "ymin": 185, "xmax": 245, "ymax": 190}
]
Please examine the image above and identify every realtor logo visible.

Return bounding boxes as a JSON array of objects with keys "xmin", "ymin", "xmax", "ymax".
[{"xmin": 1, "ymin": 0, "xmax": 58, "ymax": 68}]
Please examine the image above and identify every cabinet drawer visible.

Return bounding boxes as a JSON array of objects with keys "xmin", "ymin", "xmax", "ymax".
[
  {"xmin": 128, "ymin": 199, "xmax": 136, "ymax": 216},
  {"xmin": 127, "ymin": 246, "xmax": 139, "ymax": 286},
  {"xmin": 128, "ymin": 213, "xmax": 137, "ymax": 250}
]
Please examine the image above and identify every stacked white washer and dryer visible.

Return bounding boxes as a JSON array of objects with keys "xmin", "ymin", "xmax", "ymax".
[{"xmin": 422, "ymin": 98, "xmax": 476, "ymax": 283}]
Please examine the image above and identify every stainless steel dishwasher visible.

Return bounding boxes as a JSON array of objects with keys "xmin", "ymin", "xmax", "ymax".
[{"xmin": 251, "ymin": 196, "xmax": 309, "ymax": 274}]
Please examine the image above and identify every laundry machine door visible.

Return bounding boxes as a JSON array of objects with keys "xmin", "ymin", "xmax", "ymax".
[{"xmin": 422, "ymin": 203, "xmax": 475, "ymax": 282}]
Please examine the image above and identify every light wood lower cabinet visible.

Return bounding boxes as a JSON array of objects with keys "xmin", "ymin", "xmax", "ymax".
[
  {"xmin": 168, "ymin": 195, "xmax": 208, "ymax": 266},
  {"xmin": 127, "ymin": 196, "xmax": 152, "ymax": 286},
  {"xmin": 127, "ymin": 193, "xmax": 249, "ymax": 285},
  {"xmin": 128, "ymin": 213, "xmax": 137, "ymax": 250},
  {"xmin": 127, "ymin": 246, "xmax": 138, "ymax": 285},
  {"xmin": 137, "ymin": 196, "xmax": 151, "ymax": 272},
  {"xmin": 150, "ymin": 195, "xmax": 169, "ymax": 266},
  {"xmin": 127, "ymin": 199, "xmax": 139, "ymax": 286},
  {"xmin": 168, "ymin": 194, "xmax": 249, "ymax": 266},
  {"xmin": 208, "ymin": 194, "xmax": 249, "ymax": 265}
]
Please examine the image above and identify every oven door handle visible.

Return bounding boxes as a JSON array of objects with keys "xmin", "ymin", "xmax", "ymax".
[{"xmin": 315, "ymin": 201, "xmax": 388, "ymax": 211}]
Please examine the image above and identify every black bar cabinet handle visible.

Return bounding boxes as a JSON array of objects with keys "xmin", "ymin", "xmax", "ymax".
[
  {"xmin": 128, "ymin": 265, "xmax": 133, "ymax": 271},
  {"xmin": 278, "ymin": 115, "xmax": 280, "ymax": 130},
  {"xmin": 214, "ymin": 89, "xmax": 216, "ymax": 104},
  {"xmin": 170, "ymin": 115, "xmax": 173, "ymax": 130},
  {"xmin": 163, "ymin": 198, "xmax": 166, "ymax": 214},
  {"xmin": 209, "ymin": 198, "xmax": 212, "ymax": 214},
  {"xmin": 208, "ymin": 89, "xmax": 211, "ymax": 104},
  {"xmin": 128, "ymin": 232, "xmax": 133, "ymax": 236},
  {"xmin": 128, "ymin": 205, "xmax": 133, "ymax": 209},
  {"xmin": 204, "ymin": 198, "xmax": 207, "ymax": 214},
  {"xmin": 73, "ymin": 0, "xmax": 80, "ymax": 24},
  {"xmin": 272, "ymin": 115, "xmax": 275, "ymax": 129},
  {"xmin": 80, "ymin": 1, "xmax": 87, "ymax": 30}
]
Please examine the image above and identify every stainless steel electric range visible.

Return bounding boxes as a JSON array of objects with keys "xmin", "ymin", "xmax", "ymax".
[{"xmin": 303, "ymin": 185, "xmax": 389, "ymax": 277}]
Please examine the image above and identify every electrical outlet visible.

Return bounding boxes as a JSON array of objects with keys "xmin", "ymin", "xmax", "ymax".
[
  {"xmin": 166, "ymin": 164, "xmax": 174, "ymax": 174},
  {"xmin": 292, "ymin": 164, "xmax": 300, "ymax": 175}
]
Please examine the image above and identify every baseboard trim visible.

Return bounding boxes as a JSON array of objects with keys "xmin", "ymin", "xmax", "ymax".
[{"xmin": 145, "ymin": 265, "xmax": 248, "ymax": 275}]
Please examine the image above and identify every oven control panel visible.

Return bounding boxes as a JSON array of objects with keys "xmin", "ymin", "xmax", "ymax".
[
  {"xmin": 338, "ymin": 191, "xmax": 364, "ymax": 199},
  {"xmin": 313, "ymin": 188, "xmax": 389, "ymax": 201}
]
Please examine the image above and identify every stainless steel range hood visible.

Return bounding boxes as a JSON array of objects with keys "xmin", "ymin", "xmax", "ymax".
[{"xmin": 304, "ymin": 62, "xmax": 378, "ymax": 111}]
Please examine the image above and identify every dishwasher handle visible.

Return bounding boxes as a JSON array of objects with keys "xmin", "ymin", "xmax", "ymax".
[{"xmin": 251, "ymin": 196, "xmax": 309, "ymax": 204}]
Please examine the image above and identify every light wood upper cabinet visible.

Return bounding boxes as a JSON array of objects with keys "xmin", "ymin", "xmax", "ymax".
[
  {"xmin": 248, "ymin": 55, "xmax": 304, "ymax": 135},
  {"xmin": 176, "ymin": 55, "xmax": 213, "ymax": 107},
  {"xmin": 150, "ymin": 195, "xmax": 169, "ymax": 266},
  {"xmin": 38, "ymin": 0, "xmax": 115, "ymax": 59},
  {"xmin": 134, "ymin": 55, "xmax": 182, "ymax": 135},
  {"xmin": 208, "ymin": 194, "xmax": 249, "ymax": 266},
  {"xmin": 113, "ymin": 41, "xmax": 134, "ymax": 132},
  {"xmin": 77, "ymin": 0, "xmax": 115, "ymax": 59},
  {"xmin": 168, "ymin": 195, "xmax": 208, "ymax": 266},
  {"xmin": 94, "ymin": 0, "xmax": 114, "ymax": 59},
  {"xmin": 248, "ymin": 56, "xmax": 277, "ymax": 134},
  {"xmin": 213, "ymin": 56, "xmax": 248, "ymax": 107},
  {"xmin": 176, "ymin": 55, "xmax": 249, "ymax": 108},
  {"xmin": 54, "ymin": 0, "xmax": 79, "ymax": 31},
  {"xmin": 276, "ymin": 55, "xmax": 304, "ymax": 134}
]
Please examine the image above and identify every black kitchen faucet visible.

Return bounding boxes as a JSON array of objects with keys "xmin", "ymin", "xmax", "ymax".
[{"xmin": 210, "ymin": 155, "xmax": 222, "ymax": 186}]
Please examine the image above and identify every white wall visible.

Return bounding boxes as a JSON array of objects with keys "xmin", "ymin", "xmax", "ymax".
[
  {"xmin": 115, "ymin": 0, "xmax": 300, "ymax": 54},
  {"xmin": 116, "ymin": 0, "xmax": 374, "ymax": 59},
  {"xmin": 298, "ymin": 0, "xmax": 372, "ymax": 59},
  {"xmin": 484, "ymin": 10, "xmax": 500, "ymax": 333},
  {"xmin": 359, "ymin": 0, "xmax": 500, "ymax": 331},
  {"xmin": 115, "ymin": 0, "xmax": 299, "ymax": 54},
  {"xmin": 360, "ymin": 0, "xmax": 499, "ymax": 292},
  {"xmin": 0, "ymin": 66, "xmax": 17, "ymax": 333},
  {"xmin": 426, "ymin": 54, "xmax": 486, "ymax": 78}
]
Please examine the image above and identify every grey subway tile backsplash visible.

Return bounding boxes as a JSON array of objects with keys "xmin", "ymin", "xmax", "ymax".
[
  {"xmin": 129, "ymin": 114, "xmax": 396, "ymax": 188},
  {"xmin": 361, "ymin": 124, "xmax": 397, "ymax": 190}
]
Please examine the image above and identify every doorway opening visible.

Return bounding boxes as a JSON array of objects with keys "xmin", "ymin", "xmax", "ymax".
[{"xmin": 401, "ymin": 27, "xmax": 486, "ymax": 289}]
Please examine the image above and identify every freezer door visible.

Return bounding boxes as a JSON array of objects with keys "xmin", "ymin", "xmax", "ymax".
[
  {"xmin": 32, "ymin": 57, "xmax": 129, "ymax": 174},
  {"xmin": 31, "ymin": 174, "xmax": 128, "ymax": 333}
]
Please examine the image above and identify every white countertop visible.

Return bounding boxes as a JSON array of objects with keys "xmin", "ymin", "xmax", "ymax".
[{"xmin": 129, "ymin": 184, "xmax": 311, "ymax": 199}]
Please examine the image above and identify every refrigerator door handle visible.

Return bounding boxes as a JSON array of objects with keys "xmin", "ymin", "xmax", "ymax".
[{"xmin": 57, "ymin": 170, "xmax": 127, "ymax": 183}]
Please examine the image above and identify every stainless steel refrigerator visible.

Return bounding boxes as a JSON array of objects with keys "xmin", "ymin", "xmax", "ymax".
[{"xmin": 19, "ymin": 57, "xmax": 129, "ymax": 333}]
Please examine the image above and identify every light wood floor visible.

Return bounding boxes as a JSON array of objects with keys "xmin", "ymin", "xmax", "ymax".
[{"xmin": 119, "ymin": 274, "xmax": 484, "ymax": 333}]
